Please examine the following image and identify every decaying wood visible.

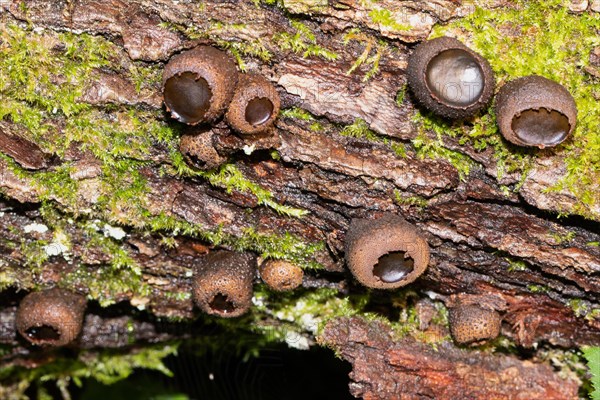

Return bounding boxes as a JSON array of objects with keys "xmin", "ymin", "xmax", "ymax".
[
  {"xmin": 319, "ymin": 317, "xmax": 580, "ymax": 400},
  {"xmin": 1, "ymin": 0, "xmax": 599, "ymax": 396}
]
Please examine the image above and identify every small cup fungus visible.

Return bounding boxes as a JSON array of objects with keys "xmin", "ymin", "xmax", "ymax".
[
  {"xmin": 259, "ymin": 260, "xmax": 303, "ymax": 292},
  {"xmin": 179, "ymin": 128, "xmax": 227, "ymax": 170},
  {"xmin": 162, "ymin": 46, "xmax": 238, "ymax": 125},
  {"xmin": 192, "ymin": 251, "xmax": 256, "ymax": 318},
  {"xmin": 407, "ymin": 37, "xmax": 495, "ymax": 119},
  {"xmin": 495, "ymin": 75, "xmax": 577, "ymax": 148},
  {"xmin": 345, "ymin": 214, "xmax": 430, "ymax": 290},
  {"xmin": 448, "ymin": 304, "xmax": 502, "ymax": 346},
  {"xmin": 16, "ymin": 288, "xmax": 87, "ymax": 347},
  {"xmin": 225, "ymin": 74, "xmax": 281, "ymax": 135}
]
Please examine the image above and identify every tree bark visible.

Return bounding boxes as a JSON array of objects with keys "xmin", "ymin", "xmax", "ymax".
[{"xmin": 0, "ymin": 0, "xmax": 599, "ymax": 398}]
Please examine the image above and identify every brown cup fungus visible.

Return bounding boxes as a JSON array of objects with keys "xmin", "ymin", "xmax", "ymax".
[
  {"xmin": 259, "ymin": 260, "xmax": 304, "ymax": 292},
  {"xmin": 16, "ymin": 288, "xmax": 87, "ymax": 347},
  {"xmin": 407, "ymin": 37, "xmax": 495, "ymax": 119},
  {"xmin": 495, "ymin": 75, "xmax": 577, "ymax": 148},
  {"xmin": 225, "ymin": 74, "xmax": 281, "ymax": 135},
  {"xmin": 345, "ymin": 214, "xmax": 430, "ymax": 290},
  {"xmin": 162, "ymin": 46, "xmax": 238, "ymax": 125},
  {"xmin": 179, "ymin": 128, "xmax": 227, "ymax": 170},
  {"xmin": 192, "ymin": 251, "xmax": 256, "ymax": 318},
  {"xmin": 448, "ymin": 304, "xmax": 501, "ymax": 346}
]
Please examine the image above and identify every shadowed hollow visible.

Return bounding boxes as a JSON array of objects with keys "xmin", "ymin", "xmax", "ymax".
[
  {"xmin": 245, "ymin": 97, "xmax": 274, "ymax": 126},
  {"xmin": 373, "ymin": 251, "xmax": 415, "ymax": 283},
  {"xmin": 511, "ymin": 108, "xmax": 570, "ymax": 146},
  {"xmin": 25, "ymin": 325, "xmax": 61, "ymax": 341},
  {"xmin": 164, "ymin": 72, "xmax": 212, "ymax": 124}
]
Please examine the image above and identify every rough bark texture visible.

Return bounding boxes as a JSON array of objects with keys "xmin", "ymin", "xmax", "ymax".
[
  {"xmin": 319, "ymin": 317, "xmax": 580, "ymax": 400},
  {"xmin": 0, "ymin": 0, "xmax": 599, "ymax": 398}
]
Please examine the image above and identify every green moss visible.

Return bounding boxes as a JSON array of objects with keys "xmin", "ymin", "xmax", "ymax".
[
  {"xmin": 128, "ymin": 62, "xmax": 162, "ymax": 94},
  {"xmin": 343, "ymin": 29, "xmax": 385, "ymax": 81},
  {"xmin": 368, "ymin": 8, "xmax": 411, "ymax": 32},
  {"xmin": 506, "ymin": 259, "xmax": 529, "ymax": 272},
  {"xmin": 431, "ymin": 1, "xmax": 600, "ymax": 218},
  {"xmin": 0, "ymin": 23, "xmax": 324, "ymax": 283},
  {"xmin": 340, "ymin": 118, "xmax": 378, "ymax": 141},
  {"xmin": 0, "ymin": 344, "xmax": 178, "ymax": 397},
  {"xmin": 339, "ymin": 118, "xmax": 408, "ymax": 159},
  {"xmin": 395, "ymin": 85, "xmax": 407, "ymax": 106},
  {"xmin": 280, "ymin": 107, "xmax": 324, "ymax": 131},
  {"xmin": 160, "ymin": 20, "xmax": 272, "ymax": 71},
  {"xmin": 412, "ymin": 112, "xmax": 475, "ymax": 180},
  {"xmin": 570, "ymin": 299, "xmax": 591, "ymax": 318},
  {"xmin": 280, "ymin": 106, "xmax": 316, "ymax": 121},
  {"xmin": 165, "ymin": 160, "xmax": 310, "ymax": 218},
  {"xmin": 273, "ymin": 20, "xmax": 338, "ymax": 61},
  {"xmin": 282, "ymin": 0, "xmax": 328, "ymax": 14},
  {"xmin": 140, "ymin": 211, "xmax": 324, "ymax": 269},
  {"xmin": 252, "ymin": 287, "xmax": 362, "ymax": 339},
  {"xmin": 394, "ymin": 191, "xmax": 428, "ymax": 209},
  {"xmin": 549, "ymin": 229, "xmax": 576, "ymax": 245},
  {"xmin": 539, "ymin": 348, "xmax": 592, "ymax": 397},
  {"xmin": 527, "ymin": 284, "xmax": 550, "ymax": 294}
]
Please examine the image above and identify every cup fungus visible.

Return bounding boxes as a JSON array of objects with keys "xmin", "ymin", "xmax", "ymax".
[
  {"xmin": 16, "ymin": 288, "xmax": 87, "ymax": 347},
  {"xmin": 225, "ymin": 74, "xmax": 281, "ymax": 135},
  {"xmin": 179, "ymin": 128, "xmax": 227, "ymax": 170},
  {"xmin": 192, "ymin": 251, "xmax": 256, "ymax": 318},
  {"xmin": 162, "ymin": 46, "xmax": 238, "ymax": 125},
  {"xmin": 495, "ymin": 75, "xmax": 577, "ymax": 148},
  {"xmin": 345, "ymin": 214, "xmax": 430, "ymax": 290},
  {"xmin": 448, "ymin": 304, "xmax": 502, "ymax": 346},
  {"xmin": 407, "ymin": 36, "xmax": 495, "ymax": 119},
  {"xmin": 259, "ymin": 260, "xmax": 304, "ymax": 292}
]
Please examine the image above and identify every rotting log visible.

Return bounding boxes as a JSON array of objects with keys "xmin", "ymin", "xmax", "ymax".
[
  {"xmin": 0, "ymin": 0, "xmax": 599, "ymax": 397},
  {"xmin": 319, "ymin": 317, "xmax": 580, "ymax": 400}
]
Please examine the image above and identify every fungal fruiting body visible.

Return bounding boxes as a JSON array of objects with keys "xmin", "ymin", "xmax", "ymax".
[
  {"xmin": 448, "ymin": 304, "xmax": 502, "ymax": 346},
  {"xmin": 259, "ymin": 260, "xmax": 304, "ymax": 292},
  {"xmin": 345, "ymin": 214, "xmax": 430, "ymax": 289},
  {"xmin": 225, "ymin": 74, "xmax": 281, "ymax": 135},
  {"xmin": 407, "ymin": 36, "xmax": 495, "ymax": 119},
  {"xmin": 495, "ymin": 75, "xmax": 577, "ymax": 148},
  {"xmin": 16, "ymin": 288, "xmax": 86, "ymax": 347},
  {"xmin": 179, "ymin": 128, "xmax": 226, "ymax": 170},
  {"xmin": 192, "ymin": 251, "xmax": 256, "ymax": 318},
  {"xmin": 162, "ymin": 46, "xmax": 238, "ymax": 125}
]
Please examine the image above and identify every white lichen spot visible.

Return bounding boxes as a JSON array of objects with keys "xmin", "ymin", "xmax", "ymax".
[
  {"xmin": 294, "ymin": 300, "xmax": 307, "ymax": 311},
  {"xmin": 185, "ymin": 269, "xmax": 194, "ymax": 277},
  {"xmin": 43, "ymin": 242, "xmax": 68, "ymax": 257},
  {"xmin": 285, "ymin": 331, "xmax": 310, "ymax": 350},
  {"xmin": 23, "ymin": 223, "xmax": 49, "ymax": 234},
  {"xmin": 243, "ymin": 144, "xmax": 256, "ymax": 155},
  {"xmin": 103, "ymin": 224, "xmax": 126, "ymax": 240},
  {"xmin": 252, "ymin": 295, "xmax": 266, "ymax": 307},
  {"xmin": 300, "ymin": 313, "xmax": 319, "ymax": 334},
  {"xmin": 43, "ymin": 231, "xmax": 72, "ymax": 258},
  {"xmin": 130, "ymin": 296, "xmax": 149, "ymax": 310}
]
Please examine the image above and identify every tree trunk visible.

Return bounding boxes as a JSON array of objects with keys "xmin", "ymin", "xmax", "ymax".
[{"xmin": 0, "ymin": 0, "xmax": 599, "ymax": 398}]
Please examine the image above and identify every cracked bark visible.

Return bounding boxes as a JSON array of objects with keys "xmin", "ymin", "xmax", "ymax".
[{"xmin": 1, "ymin": 0, "xmax": 599, "ymax": 398}]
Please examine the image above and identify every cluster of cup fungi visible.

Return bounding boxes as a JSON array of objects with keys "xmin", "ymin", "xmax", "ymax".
[
  {"xmin": 407, "ymin": 36, "xmax": 578, "ymax": 148},
  {"xmin": 13, "ymin": 35, "xmax": 577, "ymax": 349}
]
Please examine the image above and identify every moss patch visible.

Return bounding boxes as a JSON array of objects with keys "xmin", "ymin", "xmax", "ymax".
[
  {"xmin": 273, "ymin": 20, "xmax": 339, "ymax": 61},
  {"xmin": 0, "ymin": 343, "xmax": 178, "ymax": 399},
  {"xmin": 0, "ymin": 23, "xmax": 321, "ymax": 284}
]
